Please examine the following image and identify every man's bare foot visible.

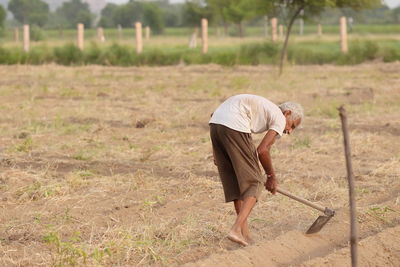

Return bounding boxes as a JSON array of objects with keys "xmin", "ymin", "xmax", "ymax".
[
  {"xmin": 227, "ymin": 231, "xmax": 249, "ymax": 246},
  {"xmin": 244, "ymin": 235, "xmax": 255, "ymax": 245}
]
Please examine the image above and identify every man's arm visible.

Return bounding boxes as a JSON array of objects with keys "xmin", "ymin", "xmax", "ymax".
[{"xmin": 257, "ymin": 130, "xmax": 278, "ymax": 194}]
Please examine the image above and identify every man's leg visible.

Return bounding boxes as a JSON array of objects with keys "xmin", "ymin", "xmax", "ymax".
[
  {"xmin": 229, "ymin": 196, "xmax": 257, "ymax": 246},
  {"xmin": 233, "ymin": 200, "xmax": 253, "ymax": 243}
]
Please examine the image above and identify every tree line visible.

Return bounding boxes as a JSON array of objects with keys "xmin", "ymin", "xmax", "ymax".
[{"xmin": 0, "ymin": 0, "xmax": 399, "ymax": 36}]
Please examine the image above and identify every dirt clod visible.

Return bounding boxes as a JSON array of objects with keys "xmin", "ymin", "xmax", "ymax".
[{"xmin": 17, "ymin": 132, "xmax": 30, "ymax": 139}]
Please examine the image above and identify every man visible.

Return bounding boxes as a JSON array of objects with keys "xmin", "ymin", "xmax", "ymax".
[{"xmin": 209, "ymin": 94, "xmax": 303, "ymax": 246}]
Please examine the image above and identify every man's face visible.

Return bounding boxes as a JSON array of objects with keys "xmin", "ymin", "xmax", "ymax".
[{"xmin": 283, "ymin": 111, "xmax": 301, "ymax": 135}]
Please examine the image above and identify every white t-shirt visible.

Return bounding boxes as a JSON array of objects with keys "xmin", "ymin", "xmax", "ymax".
[{"xmin": 209, "ymin": 94, "xmax": 286, "ymax": 136}]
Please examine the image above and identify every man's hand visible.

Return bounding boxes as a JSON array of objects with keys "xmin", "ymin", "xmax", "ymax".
[{"xmin": 265, "ymin": 175, "xmax": 278, "ymax": 194}]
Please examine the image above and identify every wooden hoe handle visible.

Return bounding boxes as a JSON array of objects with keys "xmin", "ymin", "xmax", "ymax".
[{"xmin": 277, "ymin": 188, "xmax": 327, "ymax": 214}]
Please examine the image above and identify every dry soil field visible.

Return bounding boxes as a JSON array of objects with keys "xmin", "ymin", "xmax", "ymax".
[{"xmin": 0, "ymin": 63, "xmax": 399, "ymax": 266}]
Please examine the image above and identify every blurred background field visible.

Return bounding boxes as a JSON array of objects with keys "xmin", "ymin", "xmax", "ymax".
[
  {"xmin": 0, "ymin": 26, "xmax": 400, "ymax": 66},
  {"xmin": 1, "ymin": 37, "xmax": 400, "ymax": 66},
  {"xmin": 0, "ymin": 0, "xmax": 400, "ymax": 66},
  {"xmin": 2, "ymin": 24, "xmax": 400, "ymax": 44}
]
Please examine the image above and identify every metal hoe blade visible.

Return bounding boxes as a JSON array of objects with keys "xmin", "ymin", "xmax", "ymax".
[
  {"xmin": 306, "ymin": 215, "xmax": 333, "ymax": 234},
  {"xmin": 275, "ymin": 189, "xmax": 336, "ymax": 235}
]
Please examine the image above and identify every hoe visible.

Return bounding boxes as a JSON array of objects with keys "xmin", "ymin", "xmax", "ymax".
[{"xmin": 277, "ymin": 188, "xmax": 335, "ymax": 234}]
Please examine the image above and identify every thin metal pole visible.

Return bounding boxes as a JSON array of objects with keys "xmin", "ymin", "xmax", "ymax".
[{"xmin": 339, "ymin": 105, "xmax": 358, "ymax": 267}]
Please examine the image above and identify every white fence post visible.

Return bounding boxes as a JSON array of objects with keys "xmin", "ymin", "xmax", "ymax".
[
  {"xmin": 318, "ymin": 23, "xmax": 323, "ymax": 37},
  {"xmin": 77, "ymin": 23, "xmax": 84, "ymax": 50},
  {"xmin": 15, "ymin": 27, "xmax": 20, "ymax": 43},
  {"xmin": 118, "ymin": 24, "xmax": 122, "ymax": 40},
  {"xmin": 23, "ymin": 25, "xmax": 30, "ymax": 52},
  {"xmin": 135, "ymin": 22, "xmax": 143, "ymax": 54},
  {"xmin": 340, "ymin": 17, "xmax": 348, "ymax": 53},
  {"xmin": 271, "ymin": 17, "xmax": 277, "ymax": 42},
  {"xmin": 189, "ymin": 28, "xmax": 198, "ymax": 48},
  {"xmin": 97, "ymin": 27, "xmax": 105, "ymax": 42},
  {"xmin": 299, "ymin": 18, "xmax": 304, "ymax": 35},
  {"xmin": 201, "ymin": 18, "xmax": 208, "ymax": 54},
  {"xmin": 279, "ymin": 24, "xmax": 284, "ymax": 39},
  {"xmin": 145, "ymin": 26, "xmax": 150, "ymax": 40},
  {"xmin": 264, "ymin": 16, "xmax": 269, "ymax": 38}
]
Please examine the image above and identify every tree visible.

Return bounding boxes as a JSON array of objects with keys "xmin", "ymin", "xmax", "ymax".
[
  {"xmin": 0, "ymin": 4, "xmax": 5, "ymax": 30},
  {"xmin": 8, "ymin": 0, "xmax": 49, "ymax": 26},
  {"xmin": 105, "ymin": 0, "xmax": 164, "ymax": 33},
  {"xmin": 221, "ymin": 0, "xmax": 256, "ymax": 37},
  {"xmin": 112, "ymin": 1, "xmax": 143, "ymax": 28},
  {"xmin": 208, "ymin": 0, "xmax": 263, "ymax": 36},
  {"xmin": 255, "ymin": 0, "xmax": 382, "ymax": 75},
  {"xmin": 391, "ymin": 6, "xmax": 400, "ymax": 23},
  {"xmin": 98, "ymin": 3, "xmax": 117, "ymax": 28},
  {"xmin": 46, "ymin": 12, "xmax": 68, "ymax": 30},
  {"xmin": 143, "ymin": 3, "xmax": 164, "ymax": 34},
  {"xmin": 56, "ymin": 0, "xmax": 93, "ymax": 28},
  {"xmin": 207, "ymin": 0, "xmax": 231, "ymax": 35},
  {"xmin": 163, "ymin": 3, "xmax": 184, "ymax": 27},
  {"xmin": 183, "ymin": 0, "xmax": 213, "ymax": 27},
  {"xmin": 350, "ymin": 6, "xmax": 392, "ymax": 24}
]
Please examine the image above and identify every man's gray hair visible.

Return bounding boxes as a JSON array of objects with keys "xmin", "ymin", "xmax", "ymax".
[{"xmin": 279, "ymin": 102, "xmax": 304, "ymax": 121}]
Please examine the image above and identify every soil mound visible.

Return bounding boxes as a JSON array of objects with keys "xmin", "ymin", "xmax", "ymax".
[
  {"xmin": 303, "ymin": 225, "xmax": 400, "ymax": 267},
  {"xmin": 185, "ymin": 201, "xmax": 400, "ymax": 267}
]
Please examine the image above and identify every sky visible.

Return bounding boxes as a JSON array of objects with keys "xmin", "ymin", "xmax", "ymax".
[
  {"xmin": 380, "ymin": 0, "xmax": 399, "ymax": 8},
  {"xmin": 107, "ymin": 0, "xmax": 400, "ymax": 8}
]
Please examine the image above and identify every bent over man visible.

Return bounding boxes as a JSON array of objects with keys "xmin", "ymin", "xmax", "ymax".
[{"xmin": 209, "ymin": 94, "xmax": 303, "ymax": 246}]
